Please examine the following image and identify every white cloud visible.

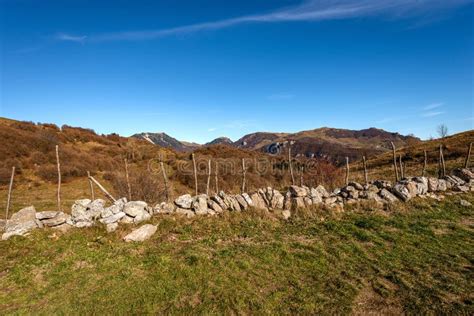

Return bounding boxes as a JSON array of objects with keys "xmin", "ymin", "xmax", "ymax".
[
  {"xmin": 56, "ymin": 0, "xmax": 474, "ymax": 43},
  {"xmin": 207, "ymin": 127, "xmax": 217, "ymax": 132},
  {"xmin": 422, "ymin": 111, "xmax": 444, "ymax": 117},
  {"xmin": 423, "ymin": 102, "xmax": 443, "ymax": 110},
  {"xmin": 55, "ymin": 33, "xmax": 87, "ymax": 43}
]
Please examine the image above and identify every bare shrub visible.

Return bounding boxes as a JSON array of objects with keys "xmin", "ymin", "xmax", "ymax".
[{"xmin": 106, "ymin": 169, "xmax": 167, "ymax": 204}]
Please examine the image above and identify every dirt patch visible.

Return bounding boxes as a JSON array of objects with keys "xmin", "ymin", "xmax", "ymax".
[
  {"xmin": 459, "ymin": 217, "xmax": 474, "ymax": 232},
  {"xmin": 352, "ymin": 280, "xmax": 403, "ymax": 316}
]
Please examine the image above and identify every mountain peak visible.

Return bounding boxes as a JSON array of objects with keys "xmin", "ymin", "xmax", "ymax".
[{"xmin": 205, "ymin": 137, "xmax": 233, "ymax": 146}]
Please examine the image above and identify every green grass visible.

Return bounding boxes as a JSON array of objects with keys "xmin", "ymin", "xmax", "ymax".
[{"xmin": 1, "ymin": 194, "xmax": 473, "ymax": 315}]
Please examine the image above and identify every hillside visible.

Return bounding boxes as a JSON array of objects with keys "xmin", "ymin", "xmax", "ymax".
[
  {"xmin": 132, "ymin": 132, "xmax": 200, "ymax": 152},
  {"xmin": 0, "ymin": 118, "xmax": 340, "ymax": 210},
  {"xmin": 205, "ymin": 137, "xmax": 233, "ymax": 146},
  {"xmin": 234, "ymin": 127, "xmax": 421, "ymax": 164},
  {"xmin": 350, "ymin": 129, "xmax": 474, "ymax": 182},
  {"xmin": 0, "ymin": 194, "xmax": 473, "ymax": 314},
  {"xmin": 0, "ymin": 117, "xmax": 471, "ymax": 213},
  {"xmin": 134, "ymin": 127, "xmax": 420, "ymax": 164}
]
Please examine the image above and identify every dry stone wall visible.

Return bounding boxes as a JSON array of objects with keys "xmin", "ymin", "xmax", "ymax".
[{"xmin": 2, "ymin": 168, "xmax": 474, "ymax": 241}]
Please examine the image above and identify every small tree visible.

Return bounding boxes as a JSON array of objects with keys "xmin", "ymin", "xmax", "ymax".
[{"xmin": 437, "ymin": 124, "xmax": 448, "ymax": 139}]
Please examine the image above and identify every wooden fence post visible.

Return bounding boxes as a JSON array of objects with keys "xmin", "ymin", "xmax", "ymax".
[
  {"xmin": 399, "ymin": 154, "xmax": 404, "ymax": 179},
  {"xmin": 206, "ymin": 160, "xmax": 211, "ymax": 196},
  {"xmin": 362, "ymin": 156, "xmax": 368, "ymax": 185},
  {"xmin": 5, "ymin": 166, "xmax": 15, "ymax": 221},
  {"xmin": 88, "ymin": 175, "xmax": 116, "ymax": 202},
  {"xmin": 215, "ymin": 161, "xmax": 219, "ymax": 194},
  {"xmin": 300, "ymin": 165, "xmax": 304, "ymax": 187},
  {"xmin": 345, "ymin": 157, "xmax": 350, "ymax": 186},
  {"xmin": 160, "ymin": 161, "xmax": 169, "ymax": 202},
  {"xmin": 56, "ymin": 145, "xmax": 62, "ymax": 211},
  {"xmin": 192, "ymin": 153, "xmax": 198, "ymax": 196},
  {"xmin": 465, "ymin": 142, "xmax": 472, "ymax": 169},
  {"xmin": 390, "ymin": 142, "xmax": 399, "ymax": 181},
  {"xmin": 422, "ymin": 150, "xmax": 427, "ymax": 177},
  {"xmin": 288, "ymin": 145, "xmax": 295, "ymax": 185},
  {"xmin": 441, "ymin": 146, "xmax": 446, "ymax": 177},
  {"xmin": 241, "ymin": 158, "xmax": 247, "ymax": 193},
  {"xmin": 87, "ymin": 171, "xmax": 95, "ymax": 200},
  {"xmin": 438, "ymin": 145, "xmax": 446, "ymax": 178},
  {"xmin": 124, "ymin": 158, "xmax": 132, "ymax": 201}
]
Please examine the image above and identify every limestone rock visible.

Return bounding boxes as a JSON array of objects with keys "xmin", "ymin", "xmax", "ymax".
[
  {"xmin": 309, "ymin": 188, "xmax": 323, "ymax": 204},
  {"xmin": 211, "ymin": 195, "xmax": 228, "ymax": 211},
  {"xmin": 106, "ymin": 222, "xmax": 119, "ymax": 233},
  {"xmin": 413, "ymin": 177, "xmax": 428, "ymax": 196},
  {"xmin": 176, "ymin": 208, "xmax": 195, "ymax": 218},
  {"xmin": 75, "ymin": 221, "xmax": 93, "ymax": 228},
  {"xmin": 452, "ymin": 168, "xmax": 474, "ymax": 182},
  {"xmin": 208, "ymin": 200, "xmax": 223, "ymax": 213},
  {"xmin": 114, "ymin": 197, "xmax": 128, "ymax": 209},
  {"xmin": 156, "ymin": 202, "xmax": 175, "ymax": 214},
  {"xmin": 379, "ymin": 189, "xmax": 398, "ymax": 203},
  {"xmin": 291, "ymin": 197, "xmax": 305, "ymax": 210},
  {"xmin": 373, "ymin": 180, "xmax": 392, "ymax": 190},
  {"xmin": 41, "ymin": 212, "xmax": 70, "ymax": 227},
  {"xmin": 227, "ymin": 196, "xmax": 242, "ymax": 212},
  {"xmin": 324, "ymin": 196, "xmax": 338, "ymax": 205},
  {"xmin": 101, "ymin": 203, "xmax": 123, "ymax": 218},
  {"xmin": 88, "ymin": 199, "xmax": 106, "ymax": 219},
  {"xmin": 460, "ymin": 199, "xmax": 472, "ymax": 207},
  {"xmin": 249, "ymin": 192, "xmax": 268, "ymax": 211},
  {"xmin": 2, "ymin": 206, "xmax": 38, "ymax": 240},
  {"xmin": 120, "ymin": 215, "xmax": 134, "ymax": 224},
  {"xmin": 52, "ymin": 223, "xmax": 73, "ymax": 233},
  {"xmin": 175, "ymin": 194, "xmax": 193, "ymax": 209},
  {"xmin": 269, "ymin": 189, "xmax": 284, "ymax": 209},
  {"xmin": 242, "ymin": 193, "xmax": 253, "ymax": 206},
  {"xmin": 36, "ymin": 211, "xmax": 59, "ymax": 220},
  {"xmin": 192, "ymin": 195, "xmax": 209, "ymax": 215},
  {"xmin": 123, "ymin": 201, "xmax": 149, "ymax": 218},
  {"xmin": 392, "ymin": 182, "xmax": 414, "ymax": 202},
  {"xmin": 315, "ymin": 185, "xmax": 330, "ymax": 198},
  {"xmin": 100, "ymin": 212, "xmax": 126, "ymax": 224},
  {"xmin": 124, "ymin": 224, "xmax": 157, "ymax": 242},
  {"xmin": 71, "ymin": 199, "xmax": 92, "ymax": 223},
  {"xmin": 282, "ymin": 210, "xmax": 291, "ymax": 220},
  {"xmin": 289, "ymin": 185, "xmax": 307, "ymax": 197},
  {"xmin": 133, "ymin": 211, "xmax": 151, "ymax": 224},
  {"xmin": 454, "ymin": 185, "xmax": 469, "ymax": 193},
  {"xmin": 235, "ymin": 195, "xmax": 248, "ymax": 210}
]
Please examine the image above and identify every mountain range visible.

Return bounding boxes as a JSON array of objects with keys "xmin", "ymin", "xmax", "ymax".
[{"xmin": 133, "ymin": 127, "xmax": 421, "ymax": 163}]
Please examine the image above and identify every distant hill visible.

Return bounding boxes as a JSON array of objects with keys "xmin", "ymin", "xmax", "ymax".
[
  {"xmin": 133, "ymin": 127, "xmax": 421, "ymax": 163},
  {"xmin": 205, "ymin": 137, "xmax": 233, "ymax": 146},
  {"xmin": 132, "ymin": 132, "xmax": 199, "ymax": 152},
  {"xmin": 234, "ymin": 127, "xmax": 421, "ymax": 164}
]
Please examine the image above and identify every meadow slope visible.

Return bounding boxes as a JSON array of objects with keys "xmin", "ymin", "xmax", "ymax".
[{"xmin": 0, "ymin": 194, "xmax": 473, "ymax": 314}]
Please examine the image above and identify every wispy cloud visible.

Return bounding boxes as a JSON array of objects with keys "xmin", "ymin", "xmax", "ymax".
[
  {"xmin": 422, "ymin": 111, "xmax": 444, "ymax": 117},
  {"xmin": 207, "ymin": 127, "xmax": 217, "ymax": 132},
  {"xmin": 423, "ymin": 102, "xmax": 443, "ymax": 110},
  {"xmin": 267, "ymin": 93, "xmax": 294, "ymax": 100},
  {"xmin": 56, "ymin": 0, "xmax": 473, "ymax": 43},
  {"xmin": 55, "ymin": 33, "xmax": 87, "ymax": 43}
]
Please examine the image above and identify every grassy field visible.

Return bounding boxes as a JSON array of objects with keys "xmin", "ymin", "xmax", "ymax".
[{"xmin": 0, "ymin": 193, "xmax": 473, "ymax": 314}]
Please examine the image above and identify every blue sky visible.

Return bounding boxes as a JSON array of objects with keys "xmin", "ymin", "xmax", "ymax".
[{"xmin": 1, "ymin": 0, "xmax": 473, "ymax": 143}]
